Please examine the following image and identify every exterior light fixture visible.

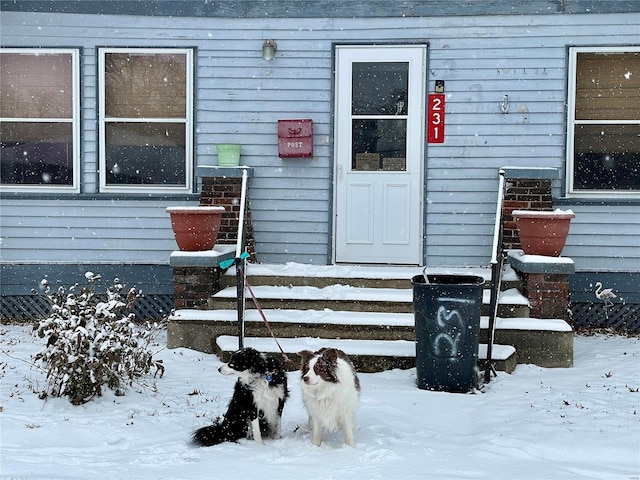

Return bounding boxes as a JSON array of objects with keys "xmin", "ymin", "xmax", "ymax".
[{"xmin": 262, "ymin": 39, "xmax": 277, "ymax": 60}]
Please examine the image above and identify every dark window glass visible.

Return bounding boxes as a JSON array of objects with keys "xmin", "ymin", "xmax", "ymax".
[
  {"xmin": 351, "ymin": 62, "xmax": 408, "ymax": 171},
  {"xmin": 572, "ymin": 51, "xmax": 640, "ymax": 192},
  {"xmin": 0, "ymin": 51, "xmax": 76, "ymax": 188},
  {"xmin": 102, "ymin": 50, "xmax": 190, "ymax": 189},
  {"xmin": 105, "ymin": 122, "xmax": 186, "ymax": 185}
]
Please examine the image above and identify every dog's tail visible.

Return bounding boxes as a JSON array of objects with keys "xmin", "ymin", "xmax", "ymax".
[{"xmin": 191, "ymin": 421, "xmax": 236, "ymax": 447}]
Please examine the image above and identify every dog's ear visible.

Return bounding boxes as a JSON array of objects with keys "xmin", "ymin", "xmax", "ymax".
[
  {"xmin": 298, "ymin": 350, "xmax": 313, "ymax": 368},
  {"xmin": 322, "ymin": 348, "xmax": 339, "ymax": 363},
  {"xmin": 298, "ymin": 350, "xmax": 313, "ymax": 359},
  {"xmin": 263, "ymin": 354, "xmax": 282, "ymax": 371}
]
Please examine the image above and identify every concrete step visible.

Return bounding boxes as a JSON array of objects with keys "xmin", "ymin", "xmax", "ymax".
[
  {"xmin": 167, "ymin": 308, "xmax": 573, "ymax": 368},
  {"xmin": 210, "ymin": 284, "xmax": 530, "ymax": 318},
  {"xmin": 213, "ymin": 335, "xmax": 518, "ymax": 374},
  {"xmin": 222, "ymin": 263, "xmax": 523, "ymax": 291}
]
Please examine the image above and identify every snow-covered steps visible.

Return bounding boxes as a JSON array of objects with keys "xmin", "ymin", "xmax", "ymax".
[
  {"xmin": 221, "ymin": 262, "xmax": 522, "ymax": 289},
  {"xmin": 484, "ymin": 317, "xmax": 573, "ymax": 368},
  {"xmin": 211, "ymin": 284, "xmax": 529, "ymax": 317},
  {"xmin": 214, "ymin": 335, "xmax": 518, "ymax": 374},
  {"xmin": 167, "ymin": 309, "xmax": 573, "ymax": 368},
  {"xmin": 167, "ymin": 262, "xmax": 572, "ymax": 371}
]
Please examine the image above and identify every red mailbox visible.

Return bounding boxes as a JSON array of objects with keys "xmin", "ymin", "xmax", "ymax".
[{"xmin": 278, "ymin": 119, "xmax": 313, "ymax": 158}]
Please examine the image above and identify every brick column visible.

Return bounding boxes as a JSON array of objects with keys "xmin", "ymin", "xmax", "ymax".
[
  {"xmin": 199, "ymin": 173, "xmax": 256, "ymax": 261},
  {"xmin": 524, "ymin": 273, "xmax": 571, "ymax": 321},
  {"xmin": 172, "ymin": 266, "xmax": 222, "ymax": 309},
  {"xmin": 502, "ymin": 178, "xmax": 553, "ymax": 251},
  {"xmin": 507, "ymin": 250, "xmax": 575, "ymax": 322}
]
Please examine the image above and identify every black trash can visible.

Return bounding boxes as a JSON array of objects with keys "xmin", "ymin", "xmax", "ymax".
[{"xmin": 411, "ymin": 273, "xmax": 484, "ymax": 392}]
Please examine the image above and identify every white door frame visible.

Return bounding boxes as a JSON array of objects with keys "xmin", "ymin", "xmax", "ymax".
[{"xmin": 333, "ymin": 45, "xmax": 426, "ymax": 265}]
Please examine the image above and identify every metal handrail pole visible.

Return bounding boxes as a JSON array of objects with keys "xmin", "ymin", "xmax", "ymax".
[
  {"xmin": 485, "ymin": 170, "xmax": 506, "ymax": 382},
  {"xmin": 235, "ymin": 167, "xmax": 249, "ymax": 349}
]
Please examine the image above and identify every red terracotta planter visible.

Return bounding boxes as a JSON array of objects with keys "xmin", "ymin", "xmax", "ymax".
[
  {"xmin": 512, "ymin": 209, "xmax": 575, "ymax": 257},
  {"xmin": 166, "ymin": 206, "xmax": 225, "ymax": 251}
]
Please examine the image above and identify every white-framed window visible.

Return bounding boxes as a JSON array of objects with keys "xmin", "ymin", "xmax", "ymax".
[
  {"xmin": 0, "ymin": 48, "xmax": 80, "ymax": 193},
  {"xmin": 98, "ymin": 48, "xmax": 193, "ymax": 193},
  {"xmin": 566, "ymin": 46, "xmax": 640, "ymax": 198}
]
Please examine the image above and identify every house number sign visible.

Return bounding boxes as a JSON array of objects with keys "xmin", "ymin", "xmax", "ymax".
[{"xmin": 427, "ymin": 93, "xmax": 445, "ymax": 143}]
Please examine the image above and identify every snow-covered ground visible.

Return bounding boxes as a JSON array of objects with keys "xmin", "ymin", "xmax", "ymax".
[{"xmin": 1, "ymin": 324, "xmax": 639, "ymax": 480}]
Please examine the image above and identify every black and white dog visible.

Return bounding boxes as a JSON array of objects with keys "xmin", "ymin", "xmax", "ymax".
[
  {"xmin": 298, "ymin": 348, "xmax": 360, "ymax": 447},
  {"xmin": 191, "ymin": 347, "xmax": 289, "ymax": 446}
]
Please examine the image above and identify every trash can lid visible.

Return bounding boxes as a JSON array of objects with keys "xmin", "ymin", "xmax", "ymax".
[{"xmin": 411, "ymin": 274, "xmax": 485, "ymax": 286}]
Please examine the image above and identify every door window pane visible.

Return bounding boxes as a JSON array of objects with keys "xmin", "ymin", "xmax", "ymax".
[
  {"xmin": 351, "ymin": 62, "xmax": 408, "ymax": 171},
  {"xmin": 352, "ymin": 62, "xmax": 408, "ymax": 115},
  {"xmin": 352, "ymin": 119, "xmax": 406, "ymax": 171}
]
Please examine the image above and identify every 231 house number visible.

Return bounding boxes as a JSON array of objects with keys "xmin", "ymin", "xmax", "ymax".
[{"xmin": 427, "ymin": 93, "xmax": 445, "ymax": 144}]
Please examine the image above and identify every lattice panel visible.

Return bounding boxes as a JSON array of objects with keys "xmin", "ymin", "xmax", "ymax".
[
  {"xmin": 570, "ymin": 302, "xmax": 640, "ymax": 333},
  {"xmin": 1, "ymin": 294, "xmax": 174, "ymax": 323},
  {"xmin": 132, "ymin": 295, "xmax": 174, "ymax": 321},
  {"xmin": 0, "ymin": 295, "xmax": 51, "ymax": 322}
]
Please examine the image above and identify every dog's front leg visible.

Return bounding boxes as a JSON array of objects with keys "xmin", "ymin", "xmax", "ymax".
[
  {"xmin": 342, "ymin": 417, "xmax": 356, "ymax": 448},
  {"xmin": 311, "ymin": 418, "xmax": 323, "ymax": 446},
  {"xmin": 273, "ymin": 416, "xmax": 282, "ymax": 439},
  {"xmin": 250, "ymin": 418, "xmax": 264, "ymax": 444}
]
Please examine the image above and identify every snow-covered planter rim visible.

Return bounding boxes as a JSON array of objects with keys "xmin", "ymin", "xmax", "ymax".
[
  {"xmin": 511, "ymin": 208, "xmax": 575, "ymax": 219},
  {"xmin": 166, "ymin": 206, "xmax": 226, "ymax": 214}
]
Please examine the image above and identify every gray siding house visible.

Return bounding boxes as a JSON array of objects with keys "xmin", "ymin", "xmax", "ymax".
[{"xmin": 1, "ymin": 1, "xmax": 639, "ymax": 327}]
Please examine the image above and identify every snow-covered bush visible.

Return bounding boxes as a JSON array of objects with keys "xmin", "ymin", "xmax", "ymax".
[{"xmin": 33, "ymin": 273, "xmax": 164, "ymax": 405}]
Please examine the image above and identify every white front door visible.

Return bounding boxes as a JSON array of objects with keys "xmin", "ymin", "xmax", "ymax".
[{"xmin": 334, "ymin": 45, "xmax": 426, "ymax": 264}]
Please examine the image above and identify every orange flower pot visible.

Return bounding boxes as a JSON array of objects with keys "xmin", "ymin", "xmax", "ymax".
[
  {"xmin": 166, "ymin": 206, "xmax": 226, "ymax": 251},
  {"xmin": 512, "ymin": 209, "xmax": 575, "ymax": 257}
]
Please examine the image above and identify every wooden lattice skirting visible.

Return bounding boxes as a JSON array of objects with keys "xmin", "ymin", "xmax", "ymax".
[
  {"xmin": 1, "ymin": 294, "xmax": 174, "ymax": 323},
  {"xmin": 3, "ymin": 295, "xmax": 639, "ymax": 333},
  {"xmin": 570, "ymin": 302, "xmax": 640, "ymax": 333}
]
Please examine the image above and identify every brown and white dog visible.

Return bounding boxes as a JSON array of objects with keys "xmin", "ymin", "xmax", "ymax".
[{"xmin": 298, "ymin": 348, "xmax": 360, "ymax": 447}]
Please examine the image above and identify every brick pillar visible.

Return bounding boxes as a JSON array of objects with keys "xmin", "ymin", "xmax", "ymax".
[
  {"xmin": 172, "ymin": 266, "xmax": 222, "ymax": 309},
  {"xmin": 502, "ymin": 178, "xmax": 553, "ymax": 251},
  {"xmin": 523, "ymin": 272, "xmax": 570, "ymax": 321},
  {"xmin": 199, "ymin": 175, "xmax": 256, "ymax": 261}
]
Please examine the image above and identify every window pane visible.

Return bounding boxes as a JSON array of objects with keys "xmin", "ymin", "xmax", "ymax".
[
  {"xmin": 573, "ymin": 124, "xmax": 640, "ymax": 190},
  {"xmin": 105, "ymin": 122, "xmax": 186, "ymax": 185},
  {"xmin": 352, "ymin": 119, "xmax": 406, "ymax": 171},
  {"xmin": 0, "ymin": 122, "xmax": 73, "ymax": 185},
  {"xmin": 0, "ymin": 52, "xmax": 73, "ymax": 119},
  {"xmin": 352, "ymin": 62, "xmax": 408, "ymax": 116},
  {"xmin": 576, "ymin": 52, "xmax": 640, "ymax": 121},
  {"xmin": 104, "ymin": 53, "xmax": 187, "ymax": 118}
]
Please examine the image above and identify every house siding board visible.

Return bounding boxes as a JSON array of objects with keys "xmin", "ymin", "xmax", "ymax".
[
  {"xmin": 250, "ymin": 190, "xmax": 330, "ymax": 202},
  {"xmin": 3, "ymin": 1, "xmax": 640, "ymax": 18},
  {"xmin": 561, "ymin": 206, "xmax": 640, "ymax": 273},
  {"xmin": 1, "ymin": 12, "xmax": 639, "ymax": 276},
  {"xmin": 251, "ymin": 209, "xmax": 328, "ymax": 223},
  {"xmin": 253, "ymin": 220, "xmax": 328, "ymax": 234},
  {"xmin": 0, "ymin": 198, "xmax": 184, "ymax": 264}
]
